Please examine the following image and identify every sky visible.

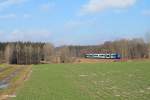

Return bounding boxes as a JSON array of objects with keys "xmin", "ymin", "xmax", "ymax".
[{"xmin": 0, "ymin": 0, "xmax": 150, "ymax": 46}]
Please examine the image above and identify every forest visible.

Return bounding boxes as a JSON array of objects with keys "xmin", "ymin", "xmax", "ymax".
[{"xmin": 0, "ymin": 38, "xmax": 150, "ymax": 64}]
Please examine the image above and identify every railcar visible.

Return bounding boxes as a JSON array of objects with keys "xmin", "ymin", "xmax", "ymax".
[{"xmin": 85, "ymin": 53, "xmax": 121, "ymax": 59}]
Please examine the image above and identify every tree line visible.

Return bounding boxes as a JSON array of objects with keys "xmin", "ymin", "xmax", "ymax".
[
  {"xmin": 0, "ymin": 38, "xmax": 150, "ymax": 64},
  {"xmin": 67, "ymin": 38, "xmax": 150, "ymax": 59},
  {"xmin": 0, "ymin": 42, "xmax": 54, "ymax": 64}
]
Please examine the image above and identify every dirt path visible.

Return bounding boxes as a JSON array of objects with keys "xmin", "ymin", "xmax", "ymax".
[{"xmin": 0, "ymin": 65, "xmax": 32, "ymax": 100}]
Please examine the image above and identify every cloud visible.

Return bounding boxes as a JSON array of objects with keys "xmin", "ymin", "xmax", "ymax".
[
  {"xmin": 64, "ymin": 20, "xmax": 83, "ymax": 30},
  {"xmin": 0, "ymin": 13, "xmax": 32, "ymax": 19},
  {"xmin": 40, "ymin": 2, "xmax": 55, "ymax": 12},
  {"xmin": 0, "ymin": 29, "xmax": 52, "ymax": 42},
  {"xmin": 0, "ymin": 13, "xmax": 17, "ymax": 19},
  {"xmin": 142, "ymin": 10, "xmax": 150, "ymax": 16},
  {"xmin": 0, "ymin": 0, "xmax": 26, "ymax": 11},
  {"xmin": 80, "ymin": 0, "xmax": 136, "ymax": 14},
  {"xmin": 64, "ymin": 19, "xmax": 95, "ymax": 32},
  {"xmin": 23, "ymin": 14, "xmax": 31, "ymax": 19}
]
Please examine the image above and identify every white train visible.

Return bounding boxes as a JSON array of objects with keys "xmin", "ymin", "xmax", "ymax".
[{"xmin": 85, "ymin": 53, "xmax": 121, "ymax": 59}]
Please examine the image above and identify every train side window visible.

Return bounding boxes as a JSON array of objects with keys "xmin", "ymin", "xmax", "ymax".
[
  {"xmin": 106, "ymin": 54, "xmax": 110, "ymax": 58},
  {"xmin": 111, "ymin": 54, "xmax": 116, "ymax": 58}
]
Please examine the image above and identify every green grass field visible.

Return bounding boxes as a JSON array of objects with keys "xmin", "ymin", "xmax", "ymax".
[{"xmin": 13, "ymin": 61, "xmax": 150, "ymax": 100}]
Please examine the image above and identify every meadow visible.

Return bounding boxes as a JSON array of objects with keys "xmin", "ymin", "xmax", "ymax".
[{"xmin": 13, "ymin": 61, "xmax": 150, "ymax": 100}]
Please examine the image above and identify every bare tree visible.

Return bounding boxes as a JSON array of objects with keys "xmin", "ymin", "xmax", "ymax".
[
  {"xmin": 43, "ymin": 43, "xmax": 54, "ymax": 62},
  {"xmin": 59, "ymin": 46, "xmax": 73, "ymax": 63},
  {"xmin": 145, "ymin": 32, "xmax": 150, "ymax": 58},
  {"xmin": 5, "ymin": 44, "xmax": 14, "ymax": 64}
]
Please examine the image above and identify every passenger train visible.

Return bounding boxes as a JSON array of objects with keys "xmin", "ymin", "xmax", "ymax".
[{"xmin": 85, "ymin": 53, "xmax": 121, "ymax": 59}]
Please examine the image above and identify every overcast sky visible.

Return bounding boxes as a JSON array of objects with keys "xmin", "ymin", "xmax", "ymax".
[{"xmin": 0, "ymin": 0, "xmax": 150, "ymax": 46}]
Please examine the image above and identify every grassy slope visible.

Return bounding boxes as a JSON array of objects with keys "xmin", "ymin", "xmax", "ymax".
[{"xmin": 14, "ymin": 61, "xmax": 150, "ymax": 100}]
